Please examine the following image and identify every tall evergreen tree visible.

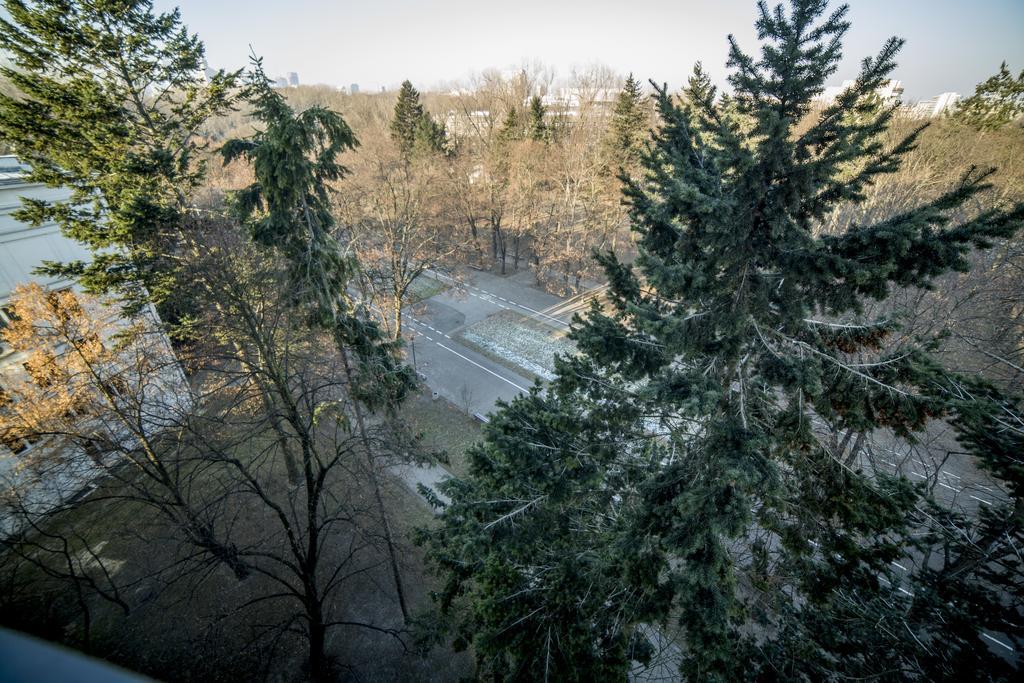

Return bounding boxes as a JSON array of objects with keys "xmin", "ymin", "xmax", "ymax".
[
  {"xmin": 498, "ymin": 106, "xmax": 523, "ymax": 143},
  {"xmin": 391, "ymin": 79, "xmax": 426, "ymax": 155},
  {"xmin": 604, "ymin": 72, "xmax": 647, "ymax": 170},
  {"xmin": 954, "ymin": 62, "xmax": 1024, "ymax": 130},
  {"xmin": 0, "ymin": 0, "xmax": 239, "ymax": 312},
  {"xmin": 390, "ymin": 78, "xmax": 447, "ymax": 156},
  {"xmin": 526, "ymin": 94, "xmax": 547, "ymax": 142},
  {"xmin": 222, "ymin": 60, "xmax": 418, "ymax": 628},
  {"xmin": 424, "ymin": 1, "xmax": 1024, "ymax": 680}
]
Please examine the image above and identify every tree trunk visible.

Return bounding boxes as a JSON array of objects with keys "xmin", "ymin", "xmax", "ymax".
[
  {"xmin": 492, "ymin": 223, "xmax": 507, "ymax": 274},
  {"xmin": 335, "ymin": 340, "xmax": 410, "ymax": 624},
  {"xmin": 196, "ymin": 523, "xmax": 250, "ymax": 580},
  {"xmin": 213, "ymin": 293, "xmax": 302, "ymax": 485},
  {"xmin": 74, "ymin": 582, "xmax": 92, "ymax": 653},
  {"xmin": 307, "ymin": 611, "xmax": 329, "ymax": 683},
  {"xmin": 262, "ymin": 389, "xmax": 301, "ymax": 485},
  {"xmin": 392, "ymin": 295, "xmax": 404, "ymax": 341}
]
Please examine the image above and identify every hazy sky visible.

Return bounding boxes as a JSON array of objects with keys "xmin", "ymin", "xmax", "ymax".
[{"xmin": 161, "ymin": 0, "xmax": 1022, "ymax": 99}]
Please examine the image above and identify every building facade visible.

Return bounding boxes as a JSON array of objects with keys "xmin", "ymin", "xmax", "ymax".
[
  {"xmin": 815, "ymin": 79, "xmax": 905, "ymax": 105},
  {"xmin": 911, "ymin": 92, "xmax": 960, "ymax": 119},
  {"xmin": 0, "ymin": 156, "xmax": 189, "ymax": 525}
]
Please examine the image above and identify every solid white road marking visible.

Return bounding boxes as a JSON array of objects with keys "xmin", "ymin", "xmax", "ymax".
[
  {"xmin": 435, "ymin": 342, "xmax": 530, "ymax": 392},
  {"xmin": 482, "ymin": 291, "xmax": 570, "ymax": 326},
  {"xmin": 981, "ymin": 632, "xmax": 1015, "ymax": 652},
  {"xmin": 406, "ymin": 322, "xmax": 528, "ymax": 391}
]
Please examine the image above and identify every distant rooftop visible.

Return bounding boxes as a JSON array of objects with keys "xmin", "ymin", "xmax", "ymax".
[{"xmin": 0, "ymin": 155, "xmax": 30, "ymax": 186}]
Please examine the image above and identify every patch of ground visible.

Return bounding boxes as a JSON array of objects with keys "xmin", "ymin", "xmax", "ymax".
[
  {"xmin": 407, "ymin": 275, "xmax": 449, "ymax": 304},
  {"xmin": 0, "ymin": 429, "xmax": 474, "ymax": 683},
  {"xmin": 455, "ymin": 310, "xmax": 576, "ymax": 382},
  {"xmin": 402, "ymin": 390, "xmax": 482, "ymax": 480}
]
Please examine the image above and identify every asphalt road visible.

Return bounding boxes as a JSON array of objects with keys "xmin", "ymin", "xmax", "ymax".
[{"xmin": 401, "ymin": 267, "xmax": 582, "ymax": 415}]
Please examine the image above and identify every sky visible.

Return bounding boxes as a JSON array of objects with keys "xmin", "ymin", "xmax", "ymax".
[{"xmin": 156, "ymin": 0, "xmax": 1022, "ymax": 99}]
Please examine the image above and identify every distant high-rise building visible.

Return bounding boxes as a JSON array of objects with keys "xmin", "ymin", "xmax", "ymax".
[
  {"xmin": 350, "ymin": 83, "xmax": 360, "ymax": 94},
  {"xmin": 288, "ymin": 72, "xmax": 299, "ymax": 87}
]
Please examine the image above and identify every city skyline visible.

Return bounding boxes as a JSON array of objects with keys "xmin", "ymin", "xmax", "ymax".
[{"xmin": 154, "ymin": 0, "xmax": 1024, "ymax": 99}]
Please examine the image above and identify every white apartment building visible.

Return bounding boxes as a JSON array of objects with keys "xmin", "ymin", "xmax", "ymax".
[
  {"xmin": 911, "ymin": 92, "xmax": 960, "ymax": 119},
  {"xmin": 0, "ymin": 158, "xmax": 90, "ymax": 315},
  {"xmin": 444, "ymin": 109, "xmax": 492, "ymax": 139},
  {"xmin": 537, "ymin": 87, "xmax": 618, "ymax": 113},
  {"xmin": 815, "ymin": 78, "xmax": 905, "ymax": 105}
]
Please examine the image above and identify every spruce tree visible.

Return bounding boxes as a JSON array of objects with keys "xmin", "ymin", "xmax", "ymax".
[
  {"xmin": 391, "ymin": 79, "xmax": 426, "ymax": 156},
  {"xmin": 498, "ymin": 106, "xmax": 523, "ymax": 142},
  {"xmin": 390, "ymin": 78, "xmax": 447, "ymax": 156},
  {"xmin": 424, "ymin": 1, "xmax": 1024, "ymax": 679},
  {"xmin": 412, "ymin": 111, "xmax": 448, "ymax": 156},
  {"xmin": 421, "ymin": 387, "xmax": 664, "ymax": 680},
  {"xmin": 526, "ymin": 94, "xmax": 547, "ymax": 142},
  {"xmin": 0, "ymin": 0, "xmax": 238, "ymax": 312},
  {"xmin": 604, "ymin": 72, "xmax": 647, "ymax": 170},
  {"xmin": 954, "ymin": 62, "xmax": 1024, "ymax": 130}
]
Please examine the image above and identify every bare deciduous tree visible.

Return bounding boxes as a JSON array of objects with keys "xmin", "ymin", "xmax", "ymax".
[{"xmin": 338, "ymin": 143, "xmax": 458, "ymax": 339}]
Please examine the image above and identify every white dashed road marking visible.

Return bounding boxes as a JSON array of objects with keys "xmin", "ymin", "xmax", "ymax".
[
  {"xmin": 877, "ymin": 460, "xmax": 997, "ymax": 507},
  {"xmin": 428, "ymin": 270, "xmax": 572, "ymax": 328},
  {"xmin": 402, "ymin": 316, "xmax": 529, "ymax": 393}
]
